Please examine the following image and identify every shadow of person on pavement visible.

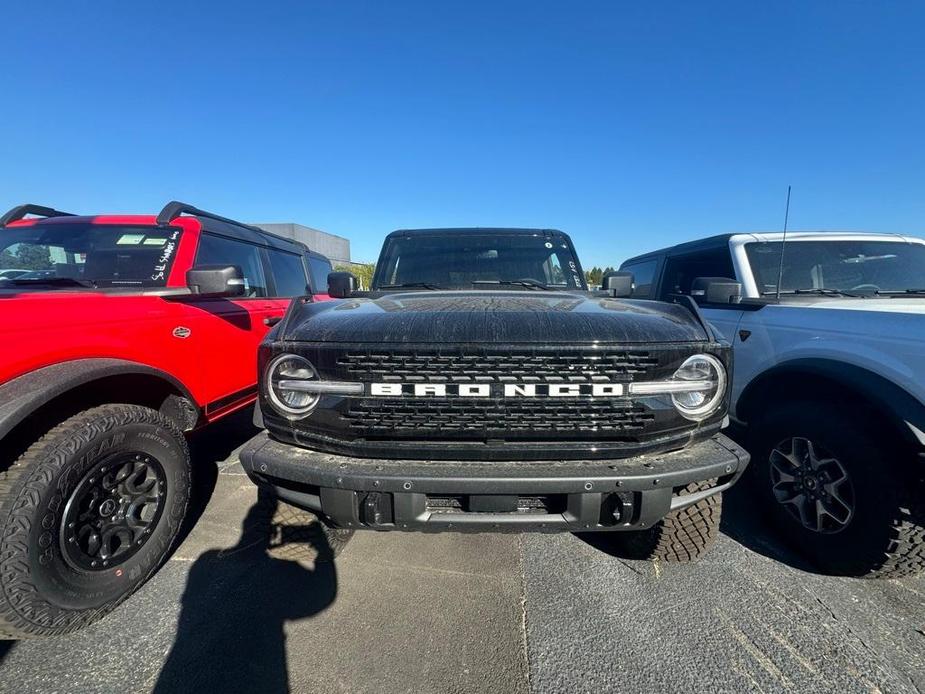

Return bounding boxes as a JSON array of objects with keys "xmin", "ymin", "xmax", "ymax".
[{"xmin": 153, "ymin": 489, "xmax": 338, "ymax": 694}]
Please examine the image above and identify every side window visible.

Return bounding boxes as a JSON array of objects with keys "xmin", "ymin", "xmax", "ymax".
[
  {"xmin": 308, "ymin": 256, "xmax": 332, "ymax": 292},
  {"xmin": 621, "ymin": 260, "xmax": 659, "ymax": 298},
  {"xmin": 659, "ymin": 249, "xmax": 735, "ymax": 300},
  {"xmin": 195, "ymin": 234, "xmax": 268, "ymax": 298},
  {"xmin": 267, "ymin": 250, "xmax": 309, "ymax": 298}
]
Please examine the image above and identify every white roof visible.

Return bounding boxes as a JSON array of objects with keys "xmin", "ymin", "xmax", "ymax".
[{"xmin": 729, "ymin": 231, "xmax": 925, "ymax": 245}]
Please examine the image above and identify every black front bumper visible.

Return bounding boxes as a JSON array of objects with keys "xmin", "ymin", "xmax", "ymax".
[{"xmin": 240, "ymin": 433, "xmax": 749, "ymax": 533}]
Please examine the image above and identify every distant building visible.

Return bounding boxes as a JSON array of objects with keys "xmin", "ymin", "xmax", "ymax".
[{"xmin": 251, "ymin": 223, "xmax": 351, "ymax": 265}]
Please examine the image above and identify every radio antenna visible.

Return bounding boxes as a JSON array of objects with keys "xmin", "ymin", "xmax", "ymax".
[{"xmin": 775, "ymin": 185, "xmax": 792, "ymax": 300}]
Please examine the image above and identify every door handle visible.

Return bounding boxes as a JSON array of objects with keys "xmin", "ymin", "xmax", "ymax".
[{"xmin": 264, "ymin": 316, "xmax": 283, "ymax": 327}]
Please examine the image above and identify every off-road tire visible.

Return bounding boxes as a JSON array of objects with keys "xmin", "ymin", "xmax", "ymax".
[
  {"xmin": 0, "ymin": 405, "xmax": 191, "ymax": 639},
  {"xmin": 262, "ymin": 497, "xmax": 353, "ymax": 564},
  {"xmin": 748, "ymin": 401, "xmax": 925, "ymax": 578},
  {"xmin": 608, "ymin": 480, "xmax": 723, "ymax": 562}
]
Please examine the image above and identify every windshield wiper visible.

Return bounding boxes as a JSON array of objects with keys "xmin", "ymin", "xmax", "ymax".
[
  {"xmin": 762, "ymin": 288, "xmax": 865, "ymax": 298},
  {"xmin": 470, "ymin": 279, "xmax": 551, "ymax": 290},
  {"xmin": 378, "ymin": 282, "xmax": 443, "ymax": 290},
  {"xmin": 874, "ymin": 289, "xmax": 925, "ymax": 297},
  {"xmin": 7, "ymin": 277, "xmax": 98, "ymax": 288}
]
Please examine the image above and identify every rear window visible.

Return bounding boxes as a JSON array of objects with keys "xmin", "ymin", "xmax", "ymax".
[
  {"xmin": 308, "ymin": 256, "xmax": 332, "ymax": 292},
  {"xmin": 620, "ymin": 259, "xmax": 659, "ymax": 298},
  {"xmin": 267, "ymin": 249, "xmax": 309, "ymax": 297},
  {"xmin": 0, "ymin": 224, "xmax": 182, "ymax": 288}
]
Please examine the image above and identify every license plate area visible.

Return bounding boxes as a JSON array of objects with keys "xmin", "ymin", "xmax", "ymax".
[{"xmin": 426, "ymin": 494, "xmax": 567, "ymax": 515}]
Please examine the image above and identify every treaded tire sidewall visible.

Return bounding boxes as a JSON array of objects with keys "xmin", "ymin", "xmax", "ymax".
[
  {"xmin": 262, "ymin": 494, "xmax": 353, "ymax": 563},
  {"xmin": 0, "ymin": 405, "xmax": 190, "ymax": 637},
  {"xmin": 583, "ymin": 480, "xmax": 722, "ymax": 563},
  {"xmin": 748, "ymin": 402, "xmax": 904, "ymax": 576}
]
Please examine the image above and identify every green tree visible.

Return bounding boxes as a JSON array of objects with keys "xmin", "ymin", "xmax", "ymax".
[
  {"xmin": 335, "ymin": 262, "xmax": 375, "ymax": 290},
  {"xmin": 14, "ymin": 244, "xmax": 53, "ymax": 271},
  {"xmin": 0, "ymin": 248, "xmax": 16, "ymax": 269},
  {"xmin": 584, "ymin": 266, "xmax": 604, "ymax": 287}
]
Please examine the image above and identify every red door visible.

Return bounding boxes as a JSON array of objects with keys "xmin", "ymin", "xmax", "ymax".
[{"xmin": 185, "ymin": 234, "xmax": 281, "ymax": 419}]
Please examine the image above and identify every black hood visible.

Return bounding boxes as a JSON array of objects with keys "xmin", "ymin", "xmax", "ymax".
[{"xmin": 282, "ymin": 290, "xmax": 709, "ymax": 344}]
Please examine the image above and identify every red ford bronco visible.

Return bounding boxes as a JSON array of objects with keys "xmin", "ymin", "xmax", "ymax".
[{"xmin": 0, "ymin": 201, "xmax": 332, "ymax": 638}]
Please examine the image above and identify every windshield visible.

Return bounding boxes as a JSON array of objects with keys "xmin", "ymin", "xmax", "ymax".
[
  {"xmin": 0, "ymin": 224, "xmax": 182, "ymax": 289},
  {"xmin": 745, "ymin": 240, "xmax": 925, "ymax": 295},
  {"xmin": 373, "ymin": 232, "xmax": 586, "ymax": 290}
]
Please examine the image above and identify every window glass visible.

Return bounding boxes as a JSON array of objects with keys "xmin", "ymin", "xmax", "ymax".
[
  {"xmin": 659, "ymin": 249, "xmax": 735, "ymax": 299},
  {"xmin": 267, "ymin": 250, "xmax": 308, "ymax": 297},
  {"xmin": 621, "ymin": 260, "xmax": 659, "ymax": 298},
  {"xmin": 373, "ymin": 233, "xmax": 586, "ymax": 290},
  {"xmin": 195, "ymin": 234, "xmax": 267, "ymax": 298},
  {"xmin": 0, "ymin": 224, "xmax": 182, "ymax": 288},
  {"xmin": 745, "ymin": 240, "xmax": 925, "ymax": 294},
  {"xmin": 308, "ymin": 256, "xmax": 332, "ymax": 292}
]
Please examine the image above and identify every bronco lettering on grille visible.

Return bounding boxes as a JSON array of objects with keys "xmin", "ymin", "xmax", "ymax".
[{"xmin": 369, "ymin": 383, "xmax": 625, "ymax": 397}]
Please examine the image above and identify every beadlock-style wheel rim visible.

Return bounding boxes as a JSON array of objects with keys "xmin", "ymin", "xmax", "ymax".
[
  {"xmin": 60, "ymin": 452, "xmax": 167, "ymax": 571},
  {"xmin": 769, "ymin": 436, "xmax": 855, "ymax": 534}
]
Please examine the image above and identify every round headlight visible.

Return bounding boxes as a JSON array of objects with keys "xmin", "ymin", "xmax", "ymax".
[
  {"xmin": 266, "ymin": 354, "xmax": 320, "ymax": 418},
  {"xmin": 670, "ymin": 354, "xmax": 726, "ymax": 420}
]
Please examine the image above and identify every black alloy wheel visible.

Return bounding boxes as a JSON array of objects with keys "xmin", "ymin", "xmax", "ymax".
[
  {"xmin": 768, "ymin": 436, "xmax": 855, "ymax": 534},
  {"xmin": 61, "ymin": 453, "xmax": 167, "ymax": 571}
]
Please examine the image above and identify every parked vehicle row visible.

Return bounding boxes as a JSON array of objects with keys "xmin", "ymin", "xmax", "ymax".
[
  {"xmin": 0, "ymin": 202, "xmax": 332, "ymax": 639},
  {"xmin": 621, "ymin": 232, "xmax": 925, "ymax": 577},
  {"xmin": 1, "ymin": 201, "xmax": 922, "ymax": 642}
]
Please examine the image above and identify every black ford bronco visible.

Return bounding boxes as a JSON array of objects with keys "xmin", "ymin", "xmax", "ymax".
[{"xmin": 241, "ymin": 228, "xmax": 749, "ymax": 562}]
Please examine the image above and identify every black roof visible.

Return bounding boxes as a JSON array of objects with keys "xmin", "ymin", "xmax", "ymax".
[
  {"xmin": 622, "ymin": 233, "xmax": 736, "ymax": 266},
  {"xmin": 193, "ymin": 215, "xmax": 310, "ymax": 254},
  {"xmin": 156, "ymin": 201, "xmax": 311, "ymax": 255},
  {"xmin": 387, "ymin": 227, "xmax": 566, "ymax": 238}
]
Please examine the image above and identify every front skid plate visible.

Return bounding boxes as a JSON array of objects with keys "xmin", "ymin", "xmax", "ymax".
[{"xmin": 241, "ymin": 434, "xmax": 748, "ymax": 532}]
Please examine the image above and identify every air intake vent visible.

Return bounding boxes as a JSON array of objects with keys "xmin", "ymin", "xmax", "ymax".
[{"xmin": 337, "ymin": 350, "xmax": 659, "ymax": 383}]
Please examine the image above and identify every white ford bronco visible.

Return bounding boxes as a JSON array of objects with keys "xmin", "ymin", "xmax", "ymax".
[{"xmin": 621, "ymin": 232, "xmax": 925, "ymax": 577}]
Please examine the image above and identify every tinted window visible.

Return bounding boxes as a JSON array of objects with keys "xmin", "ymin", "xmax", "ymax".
[
  {"xmin": 267, "ymin": 250, "xmax": 309, "ymax": 297},
  {"xmin": 621, "ymin": 260, "xmax": 659, "ymax": 298},
  {"xmin": 373, "ymin": 233, "xmax": 586, "ymax": 290},
  {"xmin": 745, "ymin": 240, "xmax": 925, "ymax": 294},
  {"xmin": 308, "ymin": 256, "xmax": 332, "ymax": 292},
  {"xmin": 195, "ymin": 234, "xmax": 267, "ymax": 298},
  {"xmin": 0, "ymin": 224, "xmax": 182, "ymax": 288},
  {"xmin": 659, "ymin": 249, "xmax": 735, "ymax": 299}
]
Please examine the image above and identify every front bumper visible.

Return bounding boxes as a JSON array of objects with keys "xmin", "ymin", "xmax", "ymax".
[{"xmin": 240, "ymin": 433, "xmax": 749, "ymax": 533}]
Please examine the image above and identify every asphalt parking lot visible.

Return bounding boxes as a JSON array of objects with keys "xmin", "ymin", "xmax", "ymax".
[{"xmin": 1, "ymin": 411, "xmax": 923, "ymax": 694}]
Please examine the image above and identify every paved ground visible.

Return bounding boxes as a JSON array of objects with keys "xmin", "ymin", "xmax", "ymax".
[{"xmin": 2, "ymin": 412, "xmax": 924, "ymax": 693}]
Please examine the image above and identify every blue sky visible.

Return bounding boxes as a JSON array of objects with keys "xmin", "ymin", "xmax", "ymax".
[{"xmin": 3, "ymin": 2, "xmax": 924, "ymax": 264}]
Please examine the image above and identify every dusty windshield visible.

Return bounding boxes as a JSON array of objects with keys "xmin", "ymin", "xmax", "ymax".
[
  {"xmin": 373, "ymin": 232, "xmax": 586, "ymax": 290},
  {"xmin": 745, "ymin": 240, "xmax": 925, "ymax": 295},
  {"xmin": 0, "ymin": 224, "xmax": 182, "ymax": 289}
]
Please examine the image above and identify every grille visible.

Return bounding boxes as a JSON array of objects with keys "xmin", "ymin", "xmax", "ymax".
[
  {"xmin": 336, "ymin": 350, "xmax": 660, "ymax": 384},
  {"xmin": 343, "ymin": 399, "xmax": 656, "ymax": 434}
]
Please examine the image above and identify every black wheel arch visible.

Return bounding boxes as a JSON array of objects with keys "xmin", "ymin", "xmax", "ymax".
[
  {"xmin": 0, "ymin": 359, "xmax": 201, "ymax": 468},
  {"xmin": 737, "ymin": 358, "xmax": 925, "ymax": 463}
]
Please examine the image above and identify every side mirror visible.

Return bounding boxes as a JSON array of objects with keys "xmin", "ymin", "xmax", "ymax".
[
  {"xmin": 186, "ymin": 265, "xmax": 246, "ymax": 297},
  {"xmin": 328, "ymin": 271, "xmax": 357, "ymax": 299},
  {"xmin": 602, "ymin": 271, "xmax": 634, "ymax": 298},
  {"xmin": 691, "ymin": 277, "xmax": 742, "ymax": 305}
]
